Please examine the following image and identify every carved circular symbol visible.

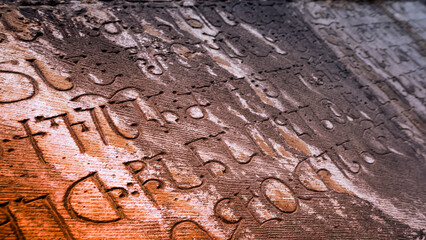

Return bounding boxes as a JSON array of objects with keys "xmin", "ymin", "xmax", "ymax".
[{"xmin": 0, "ymin": 70, "xmax": 38, "ymax": 104}]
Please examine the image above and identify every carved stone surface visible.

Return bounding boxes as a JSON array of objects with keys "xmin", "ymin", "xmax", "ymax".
[{"xmin": 0, "ymin": 0, "xmax": 425, "ymax": 239}]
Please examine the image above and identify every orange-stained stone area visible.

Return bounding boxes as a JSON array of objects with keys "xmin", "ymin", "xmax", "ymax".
[{"xmin": 0, "ymin": 0, "xmax": 425, "ymax": 239}]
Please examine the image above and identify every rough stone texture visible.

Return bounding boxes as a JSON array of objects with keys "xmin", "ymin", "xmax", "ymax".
[{"xmin": 0, "ymin": 0, "xmax": 425, "ymax": 239}]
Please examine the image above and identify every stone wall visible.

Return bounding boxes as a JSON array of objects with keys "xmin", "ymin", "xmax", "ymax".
[{"xmin": 0, "ymin": 0, "xmax": 425, "ymax": 239}]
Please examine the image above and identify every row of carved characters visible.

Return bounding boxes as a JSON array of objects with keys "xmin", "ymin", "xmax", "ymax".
[
  {"xmin": 0, "ymin": 59, "xmax": 72, "ymax": 105},
  {"xmin": 294, "ymin": 39, "xmax": 422, "ymax": 142},
  {"xmin": 145, "ymin": 73, "xmax": 412, "ymax": 193},
  {"xmin": 74, "ymin": 2, "xmax": 297, "ymax": 69},
  {"xmin": 0, "ymin": 193, "xmax": 214, "ymax": 239},
  {"xmin": 317, "ymin": 22, "xmax": 424, "ymax": 77},
  {"xmin": 353, "ymin": 44, "xmax": 425, "ymax": 118},
  {"xmin": 23, "ymin": 5, "xmax": 197, "ymax": 80},
  {"xmin": 6, "ymin": 90, "xmax": 303, "ymax": 185},
  {"xmin": 32, "ymin": 5, "xmax": 231, "ymax": 89},
  {"xmin": 303, "ymin": 0, "xmax": 426, "ymax": 33},
  {"xmin": 9, "ymin": 88, "xmax": 212, "ymax": 164},
  {"xmin": 331, "ymin": 49, "xmax": 426, "ymax": 135},
  {"xmin": 106, "ymin": 3, "xmax": 280, "ymax": 85},
  {"xmin": 112, "ymin": 7, "xmax": 206, "ymax": 77},
  {"xmin": 2, "ymin": 7, "xmax": 139, "ymax": 89},
  {"xmin": 300, "ymin": 1, "xmax": 425, "ymax": 66},
  {"xmin": 298, "ymin": 2, "xmax": 426, "ymax": 126},
  {"xmin": 167, "ymin": 3, "xmax": 276, "ymax": 58},
  {"xmin": 0, "ymin": 4, "xmax": 339, "ymax": 92},
  {"xmin": 4, "ymin": 163, "xmax": 420, "ymax": 240},
  {"xmin": 2, "ymin": 3, "xmax": 420, "ymax": 96},
  {"xmin": 215, "ymin": 73, "xmax": 422, "ymax": 177},
  {"xmin": 302, "ymin": 1, "xmax": 388, "ymax": 21},
  {"xmin": 61, "ymin": 147, "xmax": 344, "ymax": 239},
  {"xmin": 343, "ymin": 57, "xmax": 425, "ymax": 133},
  {"xmin": 195, "ymin": 3, "xmax": 355, "ymax": 98},
  {"xmin": 318, "ymin": 22, "xmax": 421, "ymax": 63},
  {"xmin": 193, "ymin": 2, "xmax": 312, "ymax": 58}
]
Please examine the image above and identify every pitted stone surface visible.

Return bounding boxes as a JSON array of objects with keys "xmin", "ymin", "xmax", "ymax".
[{"xmin": 0, "ymin": 0, "xmax": 425, "ymax": 239}]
